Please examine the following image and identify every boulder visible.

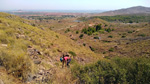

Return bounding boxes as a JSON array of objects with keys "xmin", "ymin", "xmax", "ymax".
[
  {"xmin": 0, "ymin": 79, "xmax": 4, "ymax": 84},
  {"xmin": 34, "ymin": 60, "xmax": 41, "ymax": 64}
]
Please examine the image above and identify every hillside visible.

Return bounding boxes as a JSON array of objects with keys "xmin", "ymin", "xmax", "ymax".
[
  {"xmin": 58, "ymin": 18, "xmax": 150, "ymax": 57},
  {"xmin": 0, "ymin": 12, "xmax": 101, "ymax": 84},
  {"xmin": 97, "ymin": 6, "xmax": 150, "ymax": 16},
  {"xmin": 0, "ymin": 12, "xmax": 150, "ymax": 84}
]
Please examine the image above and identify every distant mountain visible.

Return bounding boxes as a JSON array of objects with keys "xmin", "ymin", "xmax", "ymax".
[{"xmin": 97, "ymin": 6, "xmax": 150, "ymax": 16}]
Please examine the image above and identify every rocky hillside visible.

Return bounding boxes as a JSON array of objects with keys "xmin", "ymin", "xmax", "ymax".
[
  {"xmin": 97, "ymin": 6, "xmax": 150, "ymax": 16},
  {"xmin": 0, "ymin": 12, "xmax": 101, "ymax": 84}
]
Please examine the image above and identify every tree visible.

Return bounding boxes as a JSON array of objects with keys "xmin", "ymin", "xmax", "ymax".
[
  {"xmin": 129, "ymin": 20, "xmax": 133, "ymax": 23},
  {"xmin": 96, "ymin": 24, "xmax": 102, "ymax": 31}
]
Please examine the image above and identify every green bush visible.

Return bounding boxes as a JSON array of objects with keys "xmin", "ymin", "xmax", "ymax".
[
  {"xmin": 108, "ymin": 35, "xmax": 113, "ymax": 38},
  {"xmin": 65, "ymin": 28, "xmax": 70, "ymax": 33},
  {"xmin": 103, "ymin": 51, "xmax": 106, "ymax": 54},
  {"xmin": 68, "ymin": 51, "xmax": 76, "ymax": 57},
  {"xmin": 129, "ymin": 20, "xmax": 133, "ymax": 23},
  {"xmin": 56, "ymin": 35, "xmax": 59, "ymax": 38},
  {"xmin": 72, "ymin": 57, "xmax": 150, "ymax": 84},
  {"xmin": 76, "ymin": 30, "xmax": 79, "ymax": 34},
  {"xmin": 96, "ymin": 24, "xmax": 102, "ymax": 31},
  {"xmin": 128, "ymin": 31, "xmax": 132, "ymax": 33},
  {"xmin": 79, "ymin": 34, "xmax": 84, "ymax": 39},
  {"xmin": 121, "ymin": 35, "xmax": 126, "ymax": 38},
  {"xmin": 89, "ymin": 46, "xmax": 95, "ymax": 51},
  {"xmin": 99, "ymin": 29, "xmax": 105, "ymax": 34},
  {"xmin": 105, "ymin": 28, "xmax": 112, "ymax": 33},
  {"xmin": 109, "ymin": 48, "xmax": 114, "ymax": 52},
  {"xmin": 138, "ymin": 34, "xmax": 146, "ymax": 37},
  {"xmin": 93, "ymin": 36, "xmax": 99, "ymax": 39},
  {"xmin": 83, "ymin": 43, "xmax": 86, "ymax": 46}
]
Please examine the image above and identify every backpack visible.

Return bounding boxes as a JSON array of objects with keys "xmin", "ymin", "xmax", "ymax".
[{"xmin": 60, "ymin": 57, "xmax": 63, "ymax": 62}]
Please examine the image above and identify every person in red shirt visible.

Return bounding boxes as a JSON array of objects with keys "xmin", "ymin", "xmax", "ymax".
[
  {"xmin": 64, "ymin": 55, "xmax": 71, "ymax": 67},
  {"xmin": 61, "ymin": 54, "xmax": 71, "ymax": 68}
]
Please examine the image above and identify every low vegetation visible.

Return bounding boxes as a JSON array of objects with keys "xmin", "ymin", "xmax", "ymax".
[
  {"xmin": 68, "ymin": 51, "xmax": 77, "ymax": 57},
  {"xmin": 72, "ymin": 57, "xmax": 150, "ymax": 84},
  {"xmin": 0, "ymin": 12, "xmax": 98, "ymax": 84},
  {"xmin": 81, "ymin": 24, "xmax": 113, "ymax": 36},
  {"xmin": 0, "ymin": 11, "xmax": 150, "ymax": 84},
  {"xmin": 93, "ymin": 15, "xmax": 150, "ymax": 23}
]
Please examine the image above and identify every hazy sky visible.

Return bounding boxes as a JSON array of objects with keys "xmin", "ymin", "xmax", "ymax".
[{"xmin": 0, "ymin": 0, "xmax": 150, "ymax": 10}]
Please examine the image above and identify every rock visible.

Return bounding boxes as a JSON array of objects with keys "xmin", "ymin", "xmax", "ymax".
[
  {"xmin": 33, "ymin": 76, "xmax": 37, "ymax": 79},
  {"xmin": 26, "ymin": 74, "xmax": 34, "ymax": 82},
  {"xmin": 16, "ymin": 34, "xmax": 25, "ymax": 39},
  {"xmin": 34, "ymin": 60, "xmax": 41, "ymax": 64},
  {"xmin": 27, "ymin": 47, "xmax": 42, "ymax": 56},
  {"xmin": 76, "ymin": 57, "xmax": 84, "ymax": 62},
  {"xmin": 28, "ymin": 45, "xmax": 32, "ymax": 48},
  {"xmin": 38, "ymin": 70, "xmax": 44, "ymax": 75},
  {"xmin": 1, "ymin": 44, "xmax": 7, "ymax": 47},
  {"xmin": 27, "ymin": 48, "xmax": 35, "ymax": 56},
  {"xmin": 0, "ymin": 79, "xmax": 4, "ymax": 84}
]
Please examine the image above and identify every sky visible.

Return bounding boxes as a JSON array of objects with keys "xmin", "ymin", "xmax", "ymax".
[{"xmin": 0, "ymin": 0, "xmax": 150, "ymax": 10}]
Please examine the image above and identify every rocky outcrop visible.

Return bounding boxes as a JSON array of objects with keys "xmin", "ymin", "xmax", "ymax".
[
  {"xmin": 26, "ymin": 69, "xmax": 53, "ymax": 83},
  {"xmin": 27, "ymin": 46, "xmax": 42, "ymax": 56}
]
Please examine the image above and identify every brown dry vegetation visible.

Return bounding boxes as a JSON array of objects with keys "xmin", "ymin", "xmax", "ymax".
[
  {"xmin": 0, "ymin": 12, "xmax": 102, "ymax": 84},
  {"xmin": 0, "ymin": 12, "xmax": 150, "ymax": 83}
]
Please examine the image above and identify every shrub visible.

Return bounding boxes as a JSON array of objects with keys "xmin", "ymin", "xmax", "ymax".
[
  {"xmin": 129, "ymin": 20, "xmax": 133, "ymax": 23},
  {"xmin": 68, "ymin": 51, "xmax": 76, "ymax": 57},
  {"xmin": 72, "ymin": 57, "xmax": 150, "ymax": 84},
  {"xmin": 93, "ymin": 36, "xmax": 99, "ymax": 39},
  {"xmin": 96, "ymin": 24, "xmax": 102, "ymax": 31},
  {"xmin": 93, "ymin": 32, "xmax": 99, "ymax": 35},
  {"xmin": 0, "ymin": 50, "xmax": 35, "ymax": 81},
  {"xmin": 82, "ymin": 27, "xmax": 96, "ymax": 35},
  {"xmin": 72, "ymin": 60, "xmax": 126, "ymax": 84},
  {"xmin": 108, "ymin": 35, "xmax": 113, "ymax": 38},
  {"xmin": 128, "ymin": 31, "xmax": 133, "ymax": 33},
  {"xmin": 65, "ymin": 28, "xmax": 70, "ymax": 33},
  {"xmin": 56, "ymin": 35, "xmax": 59, "ymax": 38},
  {"xmin": 32, "ymin": 24, "xmax": 36, "ymax": 26},
  {"xmin": 99, "ymin": 29, "xmax": 105, "ymax": 34},
  {"xmin": 79, "ymin": 34, "xmax": 84, "ymax": 39},
  {"xmin": 112, "ymin": 28, "xmax": 115, "ymax": 31},
  {"xmin": 104, "ymin": 24, "xmax": 108, "ymax": 27},
  {"xmin": 87, "ymin": 32, "xmax": 92, "ymax": 36},
  {"xmin": 109, "ymin": 48, "xmax": 114, "ymax": 52},
  {"xmin": 83, "ymin": 43, "xmax": 86, "ymax": 46},
  {"xmin": 103, "ymin": 51, "xmax": 106, "ymax": 54},
  {"xmin": 105, "ymin": 28, "xmax": 112, "ymax": 33},
  {"xmin": 76, "ymin": 31, "xmax": 79, "ymax": 34},
  {"xmin": 138, "ymin": 34, "xmax": 146, "ymax": 37},
  {"xmin": 121, "ymin": 35, "xmax": 126, "ymax": 38},
  {"xmin": 89, "ymin": 46, "xmax": 95, "ymax": 51}
]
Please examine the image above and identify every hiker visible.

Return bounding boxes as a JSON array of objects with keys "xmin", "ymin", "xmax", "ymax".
[
  {"xmin": 60, "ymin": 54, "xmax": 71, "ymax": 68},
  {"xmin": 60, "ymin": 54, "xmax": 65, "ymax": 68},
  {"xmin": 64, "ymin": 55, "xmax": 71, "ymax": 67}
]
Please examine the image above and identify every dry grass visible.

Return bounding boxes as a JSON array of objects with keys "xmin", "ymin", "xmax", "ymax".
[{"xmin": 0, "ymin": 12, "xmax": 101, "ymax": 83}]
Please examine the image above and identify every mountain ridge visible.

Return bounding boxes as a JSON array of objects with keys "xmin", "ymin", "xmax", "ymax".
[{"xmin": 97, "ymin": 6, "xmax": 150, "ymax": 16}]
